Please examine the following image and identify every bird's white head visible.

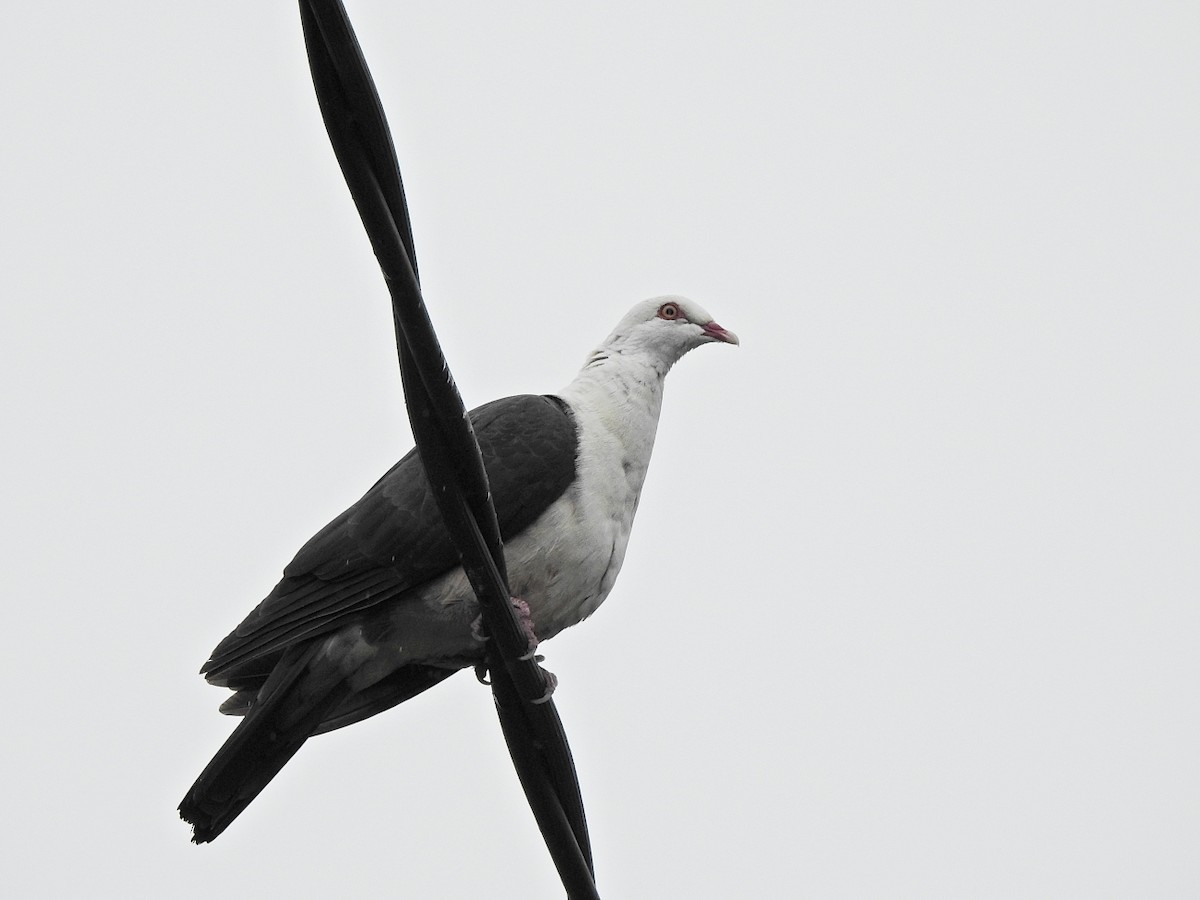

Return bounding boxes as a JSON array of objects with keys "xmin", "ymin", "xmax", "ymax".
[{"xmin": 593, "ymin": 295, "xmax": 739, "ymax": 373}]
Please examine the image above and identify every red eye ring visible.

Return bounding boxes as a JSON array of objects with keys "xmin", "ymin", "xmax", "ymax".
[{"xmin": 658, "ymin": 302, "xmax": 680, "ymax": 320}]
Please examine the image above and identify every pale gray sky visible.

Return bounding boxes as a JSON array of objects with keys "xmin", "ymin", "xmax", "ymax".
[{"xmin": 3, "ymin": 2, "xmax": 1198, "ymax": 897}]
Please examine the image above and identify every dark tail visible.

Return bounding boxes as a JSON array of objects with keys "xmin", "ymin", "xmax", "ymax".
[{"xmin": 179, "ymin": 644, "xmax": 351, "ymax": 843}]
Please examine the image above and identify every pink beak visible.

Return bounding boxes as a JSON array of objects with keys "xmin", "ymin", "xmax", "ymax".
[{"xmin": 701, "ymin": 321, "xmax": 740, "ymax": 345}]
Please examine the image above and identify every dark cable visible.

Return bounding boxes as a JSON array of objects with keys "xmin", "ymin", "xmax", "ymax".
[{"xmin": 298, "ymin": 3, "xmax": 598, "ymax": 896}]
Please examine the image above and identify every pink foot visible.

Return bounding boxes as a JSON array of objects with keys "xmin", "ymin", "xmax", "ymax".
[
  {"xmin": 510, "ymin": 597, "xmax": 540, "ymax": 660},
  {"xmin": 470, "ymin": 597, "xmax": 540, "ymax": 658}
]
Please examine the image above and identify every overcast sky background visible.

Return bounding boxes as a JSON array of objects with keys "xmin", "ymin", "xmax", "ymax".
[{"xmin": 3, "ymin": 2, "xmax": 1197, "ymax": 897}]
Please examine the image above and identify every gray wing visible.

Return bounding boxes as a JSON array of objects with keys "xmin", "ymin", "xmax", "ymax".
[{"xmin": 201, "ymin": 394, "xmax": 577, "ymax": 688}]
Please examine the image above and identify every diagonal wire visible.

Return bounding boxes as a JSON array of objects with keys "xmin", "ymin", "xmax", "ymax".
[{"xmin": 298, "ymin": 3, "xmax": 598, "ymax": 896}]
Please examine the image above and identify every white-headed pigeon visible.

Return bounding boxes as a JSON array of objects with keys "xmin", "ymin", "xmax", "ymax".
[{"xmin": 179, "ymin": 296, "xmax": 738, "ymax": 842}]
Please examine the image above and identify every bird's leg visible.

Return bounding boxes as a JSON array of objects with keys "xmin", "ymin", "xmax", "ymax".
[
  {"xmin": 469, "ymin": 596, "xmax": 540, "ymax": 657},
  {"xmin": 470, "ymin": 597, "xmax": 556, "ymax": 701},
  {"xmin": 510, "ymin": 597, "xmax": 540, "ymax": 660},
  {"xmin": 503, "ymin": 597, "xmax": 558, "ymax": 701}
]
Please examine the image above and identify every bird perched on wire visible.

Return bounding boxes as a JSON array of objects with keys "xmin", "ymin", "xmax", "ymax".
[{"xmin": 179, "ymin": 296, "xmax": 738, "ymax": 843}]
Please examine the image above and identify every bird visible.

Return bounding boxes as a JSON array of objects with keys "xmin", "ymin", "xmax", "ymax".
[{"xmin": 179, "ymin": 295, "xmax": 738, "ymax": 843}]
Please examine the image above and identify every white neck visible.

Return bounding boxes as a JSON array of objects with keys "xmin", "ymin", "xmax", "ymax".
[{"xmin": 557, "ymin": 349, "xmax": 669, "ymax": 499}]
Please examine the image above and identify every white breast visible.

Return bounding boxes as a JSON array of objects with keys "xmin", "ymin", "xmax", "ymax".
[
  {"xmin": 377, "ymin": 352, "xmax": 670, "ymax": 665},
  {"xmin": 506, "ymin": 358, "xmax": 666, "ymax": 638}
]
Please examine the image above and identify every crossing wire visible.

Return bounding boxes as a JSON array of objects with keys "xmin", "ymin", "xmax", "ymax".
[{"xmin": 297, "ymin": 3, "xmax": 600, "ymax": 897}]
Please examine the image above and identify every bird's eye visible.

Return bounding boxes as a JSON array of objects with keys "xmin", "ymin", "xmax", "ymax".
[{"xmin": 658, "ymin": 303, "xmax": 680, "ymax": 320}]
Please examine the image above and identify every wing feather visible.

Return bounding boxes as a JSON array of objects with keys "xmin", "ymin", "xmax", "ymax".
[{"xmin": 201, "ymin": 394, "xmax": 576, "ymax": 683}]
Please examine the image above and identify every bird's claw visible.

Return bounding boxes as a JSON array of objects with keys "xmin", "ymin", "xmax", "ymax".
[
  {"xmin": 474, "ymin": 657, "xmax": 555, "ymax": 703},
  {"xmin": 474, "ymin": 653, "xmax": 555, "ymax": 703},
  {"xmin": 531, "ymin": 665, "xmax": 558, "ymax": 704},
  {"xmin": 510, "ymin": 596, "xmax": 540, "ymax": 657},
  {"xmin": 470, "ymin": 596, "xmax": 540, "ymax": 657},
  {"xmin": 471, "ymin": 597, "xmax": 547, "ymax": 697}
]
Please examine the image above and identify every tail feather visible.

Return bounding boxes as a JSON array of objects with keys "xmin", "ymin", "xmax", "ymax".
[{"xmin": 179, "ymin": 644, "xmax": 351, "ymax": 843}]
